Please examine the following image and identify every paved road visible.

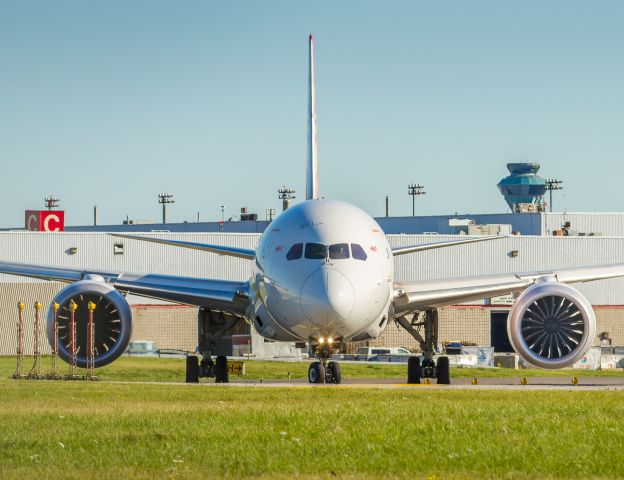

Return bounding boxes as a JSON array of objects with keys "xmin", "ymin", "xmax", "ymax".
[
  {"xmin": 103, "ymin": 375, "xmax": 624, "ymax": 390},
  {"xmin": 211, "ymin": 376, "xmax": 624, "ymax": 390}
]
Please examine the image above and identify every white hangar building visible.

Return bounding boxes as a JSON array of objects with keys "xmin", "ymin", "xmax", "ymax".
[{"xmin": 2, "ymin": 226, "xmax": 624, "ymax": 356}]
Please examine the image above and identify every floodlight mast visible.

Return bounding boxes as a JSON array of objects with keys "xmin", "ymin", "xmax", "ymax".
[
  {"xmin": 278, "ymin": 186, "xmax": 296, "ymax": 211},
  {"xmin": 545, "ymin": 179, "xmax": 563, "ymax": 213},
  {"xmin": 408, "ymin": 184, "xmax": 426, "ymax": 216},
  {"xmin": 45, "ymin": 195, "xmax": 59, "ymax": 210},
  {"xmin": 158, "ymin": 193, "xmax": 175, "ymax": 224}
]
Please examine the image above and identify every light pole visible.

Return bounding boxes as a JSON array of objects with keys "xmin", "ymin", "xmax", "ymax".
[
  {"xmin": 278, "ymin": 186, "xmax": 296, "ymax": 211},
  {"xmin": 45, "ymin": 195, "xmax": 59, "ymax": 210},
  {"xmin": 545, "ymin": 179, "xmax": 563, "ymax": 212},
  {"xmin": 408, "ymin": 184, "xmax": 426, "ymax": 216},
  {"xmin": 158, "ymin": 193, "xmax": 175, "ymax": 224}
]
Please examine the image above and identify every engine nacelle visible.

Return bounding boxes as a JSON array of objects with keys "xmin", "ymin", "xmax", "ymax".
[
  {"xmin": 46, "ymin": 278, "xmax": 133, "ymax": 368},
  {"xmin": 507, "ymin": 281, "xmax": 596, "ymax": 369}
]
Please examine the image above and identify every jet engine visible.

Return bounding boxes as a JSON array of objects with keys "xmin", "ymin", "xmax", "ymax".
[
  {"xmin": 46, "ymin": 277, "xmax": 132, "ymax": 368},
  {"xmin": 507, "ymin": 281, "xmax": 596, "ymax": 369}
]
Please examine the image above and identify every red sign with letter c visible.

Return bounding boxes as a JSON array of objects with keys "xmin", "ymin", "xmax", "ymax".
[{"xmin": 25, "ymin": 210, "xmax": 65, "ymax": 232}]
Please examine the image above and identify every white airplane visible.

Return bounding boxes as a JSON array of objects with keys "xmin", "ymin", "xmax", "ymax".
[{"xmin": 2, "ymin": 34, "xmax": 624, "ymax": 384}]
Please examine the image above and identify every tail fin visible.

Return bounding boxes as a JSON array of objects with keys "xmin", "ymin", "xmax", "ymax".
[{"xmin": 306, "ymin": 34, "xmax": 319, "ymax": 200}]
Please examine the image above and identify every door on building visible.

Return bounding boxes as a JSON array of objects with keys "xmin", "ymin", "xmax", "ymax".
[{"xmin": 490, "ymin": 311, "xmax": 513, "ymax": 352}]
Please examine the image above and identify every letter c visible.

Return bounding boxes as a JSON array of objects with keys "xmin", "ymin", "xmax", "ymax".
[
  {"xmin": 44, "ymin": 214, "xmax": 61, "ymax": 232},
  {"xmin": 27, "ymin": 214, "xmax": 38, "ymax": 231}
]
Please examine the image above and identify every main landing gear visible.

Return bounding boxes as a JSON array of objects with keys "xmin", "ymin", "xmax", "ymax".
[
  {"xmin": 186, "ymin": 309, "xmax": 238, "ymax": 384},
  {"xmin": 396, "ymin": 309, "xmax": 451, "ymax": 385},
  {"xmin": 308, "ymin": 339, "xmax": 342, "ymax": 384},
  {"xmin": 185, "ymin": 354, "xmax": 230, "ymax": 383}
]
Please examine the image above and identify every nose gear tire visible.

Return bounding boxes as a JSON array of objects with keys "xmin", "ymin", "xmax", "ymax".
[
  {"xmin": 327, "ymin": 361, "xmax": 341, "ymax": 384},
  {"xmin": 308, "ymin": 361, "xmax": 326, "ymax": 384}
]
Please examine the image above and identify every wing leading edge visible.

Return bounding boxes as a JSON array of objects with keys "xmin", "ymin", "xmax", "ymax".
[
  {"xmin": 391, "ymin": 235, "xmax": 505, "ymax": 256},
  {"xmin": 111, "ymin": 234, "xmax": 256, "ymax": 260},
  {"xmin": 392, "ymin": 263, "xmax": 624, "ymax": 314}
]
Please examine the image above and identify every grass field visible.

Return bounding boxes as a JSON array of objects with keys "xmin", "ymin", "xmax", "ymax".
[
  {"xmin": 2, "ymin": 356, "xmax": 624, "ymax": 479},
  {"xmin": 2, "ymin": 355, "xmax": 624, "ymax": 383},
  {"xmin": 2, "ymin": 377, "xmax": 624, "ymax": 479}
]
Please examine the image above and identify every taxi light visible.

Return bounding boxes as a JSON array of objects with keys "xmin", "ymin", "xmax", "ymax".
[
  {"xmin": 327, "ymin": 338, "xmax": 334, "ymax": 344},
  {"xmin": 318, "ymin": 337, "xmax": 325, "ymax": 344}
]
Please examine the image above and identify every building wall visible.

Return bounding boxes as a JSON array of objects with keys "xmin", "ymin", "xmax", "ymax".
[
  {"xmin": 376, "ymin": 213, "xmax": 543, "ymax": 235},
  {"xmin": 0, "ymin": 282, "xmax": 62, "ymax": 356},
  {"xmin": 0, "ymin": 284, "xmax": 201, "ymax": 355},
  {"xmin": 61, "ymin": 212, "xmax": 545, "ymax": 236},
  {"xmin": 368, "ymin": 306, "xmax": 624, "ymax": 351},
  {"xmin": 369, "ymin": 307, "xmax": 491, "ymax": 351},
  {"xmin": 3, "ymin": 231, "xmax": 624, "ymax": 356},
  {"xmin": 23, "ymin": 211, "xmax": 624, "ymax": 237},
  {"xmin": 541, "ymin": 212, "xmax": 624, "ymax": 237},
  {"xmin": 131, "ymin": 305, "xmax": 197, "ymax": 351}
]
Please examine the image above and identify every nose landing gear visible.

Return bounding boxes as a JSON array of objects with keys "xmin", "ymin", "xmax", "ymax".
[
  {"xmin": 308, "ymin": 360, "xmax": 341, "ymax": 384},
  {"xmin": 308, "ymin": 339, "xmax": 342, "ymax": 384}
]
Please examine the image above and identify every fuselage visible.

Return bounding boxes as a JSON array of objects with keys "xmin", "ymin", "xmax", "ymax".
[{"xmin": 249, "ymin": 199, "xmax": 394, "ymax": 343}]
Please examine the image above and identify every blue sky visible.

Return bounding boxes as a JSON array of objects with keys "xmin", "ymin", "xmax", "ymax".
[{"xmin": 1, "ymin": 1, "xmax": 623, "ymax": 227}]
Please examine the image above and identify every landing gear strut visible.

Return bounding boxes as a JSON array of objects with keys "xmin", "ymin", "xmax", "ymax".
[
  {"xmin": 308, "ymin": 341, "xmax": 342, "ymax": 384},
  {"xmin": 185, "ymin": 309, "xmax": 239, "ymax": 383},
  {"xmin": 396, "ymin": 310, "xmax": 451, "ymax": 384}
]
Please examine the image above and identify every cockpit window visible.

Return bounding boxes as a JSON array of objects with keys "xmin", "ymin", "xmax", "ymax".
[
  {"xmin": 351, "ymin": 243, "xmax": 367, "ymax": 261},
  {"xmin": 305, "ymin": 243, "xmax": 326, "ymax": 259},
  {"xmin": 286, "ymin": 243, "xmax": 303, "ymax": 260},
  {"xmin": 329, "ymin": 243, "xmax": 350, "ymax": 259}
]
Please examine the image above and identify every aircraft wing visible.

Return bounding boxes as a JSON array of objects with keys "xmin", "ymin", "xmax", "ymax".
[
  {"xmin": 391, "ymin": 235, "xmax": 505, "ymax": 256},
  {"xmin": 111, "ymin": 234, "xmax": 256, "ymax": 260},
  {"xmin": 0, "ymin": 261, "xmax": 250, "ymax": 315},
  {"xmin": 392, "ymin": 263, "xmax": 624, "ymax": 314}
]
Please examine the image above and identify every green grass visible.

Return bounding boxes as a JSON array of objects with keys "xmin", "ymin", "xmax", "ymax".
[
  {"xmin": 2, "ymin": 356, "xmax": 624, "ymax": 478},
  {"xmin": 2, "ymin": 355, "xmax": 624, "ymax": 383},
  {"xmin": 1, "ymin": 378, "xmax": 624, "ymax": 479}
]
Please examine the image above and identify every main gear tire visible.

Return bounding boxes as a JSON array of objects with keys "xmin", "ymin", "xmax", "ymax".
[
  {"xmin": 185, "ymin": 355, "xmax": 200, "ymax": 383},
  {"xmin": 436, "ymin": 356, "xmax": 451, "ymax": 385},
  {"xmin": 215, "ymin": 355, "xmax": 229, "ymax": 383},
  {"xmin": 407, "ymin": 356, "xmax": 421, "ymax": 384}
]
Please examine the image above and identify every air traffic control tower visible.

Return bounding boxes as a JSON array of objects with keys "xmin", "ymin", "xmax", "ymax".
[{"xmin": 497, "ymin": 162, "xmax": 547, "ymax": 213}]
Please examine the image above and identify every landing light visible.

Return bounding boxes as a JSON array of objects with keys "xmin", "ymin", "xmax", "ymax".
[
  {"xmin": 318, "ymin": 337, "xmax": 325, "ymax": 344},
  {"xmin": 327, "ymin": 338, "xmax": 334, "ymax": 345}
]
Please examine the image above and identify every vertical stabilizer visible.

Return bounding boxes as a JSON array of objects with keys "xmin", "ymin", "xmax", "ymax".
[{"xmin": 306, "ymin": 34, "xmax": 319, "ymax": 200}]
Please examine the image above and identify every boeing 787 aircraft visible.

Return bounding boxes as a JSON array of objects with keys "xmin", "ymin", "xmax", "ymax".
[{"xmin": 2, "ymin": 35, "xmax": 624, "ymax": 384}]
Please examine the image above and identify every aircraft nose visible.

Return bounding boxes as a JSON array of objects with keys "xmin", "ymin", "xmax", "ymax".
[{"xmin": 300, "ymin": 268, "xmax": 355, "ymax": 324}]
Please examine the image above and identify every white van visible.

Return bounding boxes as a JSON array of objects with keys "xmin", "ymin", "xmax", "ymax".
[{"xmin": 355, "ymin": 347, "xmax": 411, "ymax": 357}]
